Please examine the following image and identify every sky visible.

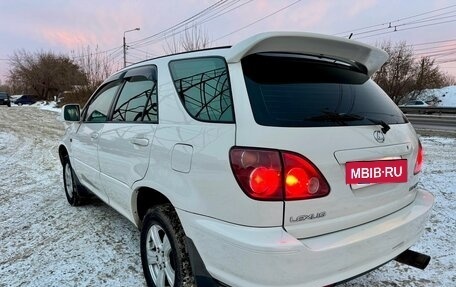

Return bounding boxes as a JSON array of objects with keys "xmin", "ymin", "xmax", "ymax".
[{"xmin": 0, "ymin": 0, "xmax": 455, "ymax": 84}]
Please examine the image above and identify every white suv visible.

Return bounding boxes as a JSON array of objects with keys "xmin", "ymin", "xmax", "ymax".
[{"xmin": 59, "ymin": 32, "xmax": 434, "ymax": 287}]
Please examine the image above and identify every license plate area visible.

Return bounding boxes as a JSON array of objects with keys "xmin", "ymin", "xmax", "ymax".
[{"xmin": 346, "ymin": 159, "xmax": 407, "ymax": 185}]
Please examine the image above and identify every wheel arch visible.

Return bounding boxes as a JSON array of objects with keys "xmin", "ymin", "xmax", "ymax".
[
  {"xmin": 58, "ymin": 144, "xmax": 69, "ymax": 166},
  {"xmin": 135, "ymin": 188, "xmax": 221, "ymax": 286},
  {"xmin": 133, "ymin": 187, "xmax": 173, "ymax": 229}
]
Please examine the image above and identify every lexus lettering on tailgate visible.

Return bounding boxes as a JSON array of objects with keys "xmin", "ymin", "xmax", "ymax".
[{"xmin": 346, "ymin": 159, "xmax": 408, "ymax": 184}]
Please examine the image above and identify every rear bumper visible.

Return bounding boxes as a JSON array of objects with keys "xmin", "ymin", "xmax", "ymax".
[{"xmin": 177, "ymin": 189, "xmax": 434, "ymax": 287}]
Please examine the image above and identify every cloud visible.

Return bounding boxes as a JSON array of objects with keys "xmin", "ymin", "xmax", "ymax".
[
  {"xmin": 347, "ymin": 0, "xmax": 378, "ymax": 17},
  {"xmin": 39, "ymin": 28, "xmax": 94, "ymax": 50},
  {"xmin": 289, "ymin": 0, "xmax": 331, "ymax": 29},
  {"xmin": 212, "ymin": 0, "xmax": 331, "ymax": 42}
]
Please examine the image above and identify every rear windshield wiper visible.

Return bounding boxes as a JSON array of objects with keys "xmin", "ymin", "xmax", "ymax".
[{"xmin": 308, "ymin": 111, "xmax": 391, "ymax": 134}]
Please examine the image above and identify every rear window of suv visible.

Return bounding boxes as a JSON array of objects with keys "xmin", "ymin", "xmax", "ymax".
[{"xmin": 242, "ymin": 53, "xmax": 407, "ymax": 127}]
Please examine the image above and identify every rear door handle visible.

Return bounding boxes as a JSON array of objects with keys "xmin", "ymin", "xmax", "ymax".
[
  {"xmin": 90, "ymin": 132, "xmax": 99, "ymax": 139},
  {"xmin": 131, "ymin": 138, "xmax": 149, "ymax": 146}
]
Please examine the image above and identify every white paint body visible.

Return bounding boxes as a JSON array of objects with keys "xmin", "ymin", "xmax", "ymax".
[{"xmin": 61, "ymin": 32, "xmax": 434, "ymax": 286}]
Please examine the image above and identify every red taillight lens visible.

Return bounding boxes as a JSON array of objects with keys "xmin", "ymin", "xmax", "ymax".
[
  {"xmin": 283, "ymin": 152, "xmax": 330, "ymax": 200},
  {"xmin": 230, "ymin": 148, "xmax": 330, "ymax": 201},
  {"xmin": 230, "ymin": 148, "xmax": 283, "ymax": 200},
  {"xmin": 250, "ymin": 167, "xmax": 281, "ymax": 197},
  {"xmin": 414, "ymin": 140, "xmax": 424, "ymax": 175}
]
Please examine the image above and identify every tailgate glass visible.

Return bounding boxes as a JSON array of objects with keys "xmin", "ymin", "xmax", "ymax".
[{"xmin": 241, "ymin": 53, "xmax": 408, "ymax": 127}]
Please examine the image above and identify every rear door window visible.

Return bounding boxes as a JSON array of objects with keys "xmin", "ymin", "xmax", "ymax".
[
  {"xmin": 242, "ymin": 53, "xmax": 407, "ymax": 127},
  {"xmin": 112, "ymin": 66, "xmax": 158, "ymax": 123}
]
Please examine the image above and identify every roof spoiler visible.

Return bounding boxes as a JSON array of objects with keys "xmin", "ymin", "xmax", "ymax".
[{"xmin": 226, "ymin": 32, "xmax": 388, "ymax": 77}]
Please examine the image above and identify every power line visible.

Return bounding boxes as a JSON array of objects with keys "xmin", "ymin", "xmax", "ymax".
[
  {"xmin": 213, "ymin": 0, "xmax": 302, "ymax": 43},
  {"xmin": 129, "ymin": 47, "xmax": 157, "ymax": 58},
  {"xmin": 413, "ymin": 43, "xmax": 456, "ymax": 52},
  {"xmin": 30, "ymin": 2, "xmax": 456, "ymax": 72},
  {"xmin": 353, "ymin": 19, "xmax": 456, "ymax": 40},
  {"xmin": 129, "ymin": 0, "xmax": 231, "ymax": 47},
  {"xmin": 400, "ymin": 10, "xmax": 456, "ymax": 26},
  {"xmin": 435, "ymin": 58, "xmax": 456, "ymax": 64},
  {"xmin": 131, "ymin": 0, "xmax": 252, "ymax": 50},
  {"xmin": 70, "ymin": 1, "xmax": 238, "ymax": 59},
  {"xmin": 334, "ymin": 4, "xmax": 456, "ymax": 37},
  {"xmin": 414, "ymin": 46, "xmax": 456, "ymax": 63},
  {"xmin": 199, "ymin": 0, "xmax": 253, "ymax": 24},
  {"xmin": 350, "ymin": 16, "xmax": 456, "ymax": 39},
  {"xmin": 70, "ymin": 45, "xmax": 123, "ymax": 59},
  {"xmin": 329, "ymin": 5, "xmax": 456, "ymax": 74},
  {"xmin": 390, "ymin": 4, "xmax": 456, "ymax": 23},
  {"xmin": 409, "ymin": 38, "xmax": 456, "ymax": 47}
]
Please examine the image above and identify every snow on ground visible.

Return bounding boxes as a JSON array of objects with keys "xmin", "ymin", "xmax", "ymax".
[
  {"xmin": 0, "ymin": 105, "xmax": 455, "ymax": 287},
  {"xmin": 418, "ymin": 85, "xmax": 456, "ymax": 107}
]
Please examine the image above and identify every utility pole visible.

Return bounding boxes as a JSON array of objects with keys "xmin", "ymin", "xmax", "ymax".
[{"xmin": 123, "ymin": 27, "xmax": 140, "ymax": 67}]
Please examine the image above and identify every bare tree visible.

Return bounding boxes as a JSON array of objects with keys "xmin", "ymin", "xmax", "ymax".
[
  {"xmin": 72, "ymin": 45, "xmax": 112, "ymax": 88},
  {"xmin": 373, "ymin": 41, "xmax": 453, "ymax": 104},
  {"xmin": 409, "ymin": 57, "xmax": 447, "ymax": 99},
  {"xmin": 67, "ymin": 46, "xmax": 115, "ymax": 105},
  {"xmin": 8, "ymin": 50, "xmax": 86, "ymax": 101},
  {"xmin": 164, "ymin": 24, "xmax": 210, "ymax": 54},
  {"xmin": 442, "ymin": 72, "xmax": 456, "ymax": 86},
  {"xmin": 164, "ymin": 31, "xmax": 181, "ymax": 55},
  {"xmin": 373, "ymin": 41, "xmax": 415, "ymax": 104},
  {"xmin": 181, "ymin": 25, "xmax": 210, "ymax": 51}
]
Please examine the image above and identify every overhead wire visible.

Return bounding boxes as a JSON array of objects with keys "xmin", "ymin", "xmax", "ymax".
[
  {"xmin": 68, "ymin": 2, "xmax": 456, "ymax": 69},
  {"xmin": 213, "ymin": 0, "xmax": 302, "ymax": 43},
  {"xmin": 129, "ymin": 0, "xmax": 232, "ymax": 47},
  {"xmin": 131, "ymin": 0, "xmax": 252, "ymax": 50},
  {"xmin": 70, "ymin": 0, "xmax": 234, "ymax": 60},
  {"xmin": 354, "ymin": 19, "xmax": 456, "ymax": 40},
  {"xmin": 334, "ymin": 4, "xmax": 456, "ymax": 37}
]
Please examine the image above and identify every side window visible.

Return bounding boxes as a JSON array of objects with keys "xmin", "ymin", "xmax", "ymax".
[
  {"xmin": 112, "ymin": 75, "xmax": 158, "ymax": 123},
  {"xmin": 85, "ymin": 81, "xmax": 120, "ymax": 123},
  {"xmin": 143, "ymin": 83, "xmax": 158, "ymax": 122},
  {"xmin": 169, "ymin": 57, "xmax": 234, "ymax": 122}
]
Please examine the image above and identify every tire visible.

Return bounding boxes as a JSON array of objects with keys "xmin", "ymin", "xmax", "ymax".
[
  {"xmin": 62, "ymin": 158, "xmax": 85, "ymax": 206},
  {"xmin": 141, "ymin": 204, "xmax": 195, "ymax": 287}
]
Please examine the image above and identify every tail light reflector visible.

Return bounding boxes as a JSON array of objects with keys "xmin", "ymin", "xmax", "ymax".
[{"xmin": 230, "ymin": 148, "xmax": 330, "ymax": 201}]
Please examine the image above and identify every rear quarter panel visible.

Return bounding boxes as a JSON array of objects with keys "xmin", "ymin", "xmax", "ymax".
[{"xmin": 132, "ymin": 60, "xmax": 283, "ymax": 227}]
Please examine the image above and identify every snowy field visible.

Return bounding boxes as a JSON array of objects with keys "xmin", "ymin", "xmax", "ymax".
[
  {"xmin": 419, "ymin": 85, "xmax": 456, "ymax": 107},
  {"xmin": 0, "ymin": 105, "xmax": 454, "ymax": 287}
]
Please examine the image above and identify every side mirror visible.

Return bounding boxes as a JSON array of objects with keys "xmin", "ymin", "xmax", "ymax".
[{"xmin": 62, "ymin": 104, "xmax": 81, "ymax": 121}]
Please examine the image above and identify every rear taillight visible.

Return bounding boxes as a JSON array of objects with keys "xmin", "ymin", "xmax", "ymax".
[
  {"xmin": 414, "ymin": 140, "xmax": 424, "ymax": 175},
  {"xmin": 229, "ymin": 149, "xmax": 283, "ymax": 200},
  {"xmin": 230, "ymin": 148, "xmax": 330, "ymax": 201},
  {"xmin": 283, "ymin": 152, "xmax": 330, "ymax": 200}
]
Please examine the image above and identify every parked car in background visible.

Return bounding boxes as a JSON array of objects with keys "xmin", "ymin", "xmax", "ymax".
[
  {"xmin": 399, "ymin": 100, "xmax": 430, "ymax": 107},
  {"xmin": 0, "ymin": 92, "xmax": 11, "ymax": 107},
  {"xmin": 14, "ymin": 95, "xmax": 37, "ymax": 105},
  {"xmin": 399, "ymin": 100, "xmax": 435, "ymax": 114},
  {"xmin": 59, "ymin": 31, "xmax": 434, "ymax": 287}
]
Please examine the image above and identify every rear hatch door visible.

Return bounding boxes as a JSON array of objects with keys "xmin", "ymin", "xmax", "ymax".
[{"xmin": 234, "ymin": 51, "xmax": 421, "ymax": 238}]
